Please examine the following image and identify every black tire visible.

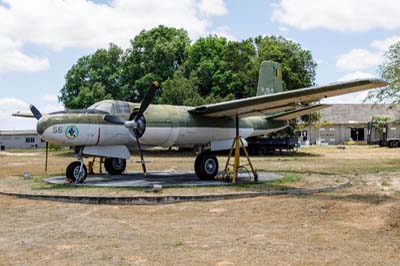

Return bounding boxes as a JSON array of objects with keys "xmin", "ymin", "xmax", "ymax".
[
  {"xmin": 104, "ymin": 158, "xmax": 127, "ymax": 175},
  {"xmin": 258, "ymin": 145, "xmax": 268, "ymax": 156},
  {"xmin": 194, "ymin": 152, "xmax": 219, "ymax": 180},
  {"xmin": 389, "ymin": 140, "xmax": 399, "ymax": 148},
  {"xmin": 66, "ymin": 161, "xmax": 87, "ymax": 183}
]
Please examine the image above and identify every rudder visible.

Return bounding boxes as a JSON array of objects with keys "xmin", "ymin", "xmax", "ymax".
[{"xmin": 256, "ymin": 61, "xmax": 284, "ymax": 96}]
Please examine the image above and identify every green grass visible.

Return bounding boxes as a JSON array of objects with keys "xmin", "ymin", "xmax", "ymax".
[{"xmin": 266, "ymin": 175, "xmax": 302, "ymax": 184}]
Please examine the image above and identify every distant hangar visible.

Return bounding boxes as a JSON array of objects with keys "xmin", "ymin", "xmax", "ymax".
[
  {"xmin": 298, "ymin": 104, "xmax": 400, "ymax": 145},
  {"xmin": 0, "ymin": 130, "xmax": 45, "ymax": 150}
]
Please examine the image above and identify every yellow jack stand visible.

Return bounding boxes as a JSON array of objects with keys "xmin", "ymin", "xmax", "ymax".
[{"xmin": 224, "ymin": 114, "xmax": 258, "ymax": 183}]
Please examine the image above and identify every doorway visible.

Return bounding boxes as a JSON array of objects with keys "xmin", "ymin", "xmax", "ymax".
[{"xmin": 351, "ymin": 128, "xmax": 365, "ymax": 141}]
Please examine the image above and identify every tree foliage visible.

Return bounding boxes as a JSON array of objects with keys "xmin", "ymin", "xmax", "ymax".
[
  {"xmin": 372, "ymin": 115, "xmax": 391, "ymax": 133},
  {"xmin": 367, "ymin": 42, "xmax": 400, "ymax": 104},
  {"xmin": 59, "ymin": 26, "xmax": 317, "ymax": 109}
]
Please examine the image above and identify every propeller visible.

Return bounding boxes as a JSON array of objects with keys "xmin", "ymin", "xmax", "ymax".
[
  {"xmin": 104, "ymin": 81, "xmax": 159, "ymax": 175},
  {"xmin": 30, "ymin": 104, "xmax": 42, "ymax": 120},
  {"xmin": 29, "ymin": 105, "xmax": 48, "ymax": 174}
]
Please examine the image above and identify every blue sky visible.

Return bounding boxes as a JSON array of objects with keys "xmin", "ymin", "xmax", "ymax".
[{"xmin": 1, "ymin": 0, "xmax": 399, "ymax": 130}]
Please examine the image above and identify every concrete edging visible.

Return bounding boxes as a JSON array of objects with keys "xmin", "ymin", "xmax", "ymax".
[{"xmin": 0, "ymin": 180, "xmax": 351, "ymax": 205}]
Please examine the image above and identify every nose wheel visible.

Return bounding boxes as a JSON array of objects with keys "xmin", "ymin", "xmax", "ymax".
[
  {"xmin": 66, "ymin": 147, "xmax": 87, "ymax": 183},
  {"xmin": 66, "ymin": 161, "xmax": 87, "ymax": 183}
]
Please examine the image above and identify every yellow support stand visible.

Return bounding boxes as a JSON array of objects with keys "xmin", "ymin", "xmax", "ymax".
[{"xmin": 224, "ymin": 114, "xmax": 258, "ymax": 183}]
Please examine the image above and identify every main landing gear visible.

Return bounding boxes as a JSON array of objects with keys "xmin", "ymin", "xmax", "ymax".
[
  {"xmin": 66, "ymin": 157, "xmax": 127, "ymax": 183},
  {"xmin": 194, "ymin": 151, "xmax": 219, "ymax": 180},
  {"xmin": 104, "ymin": 158, "xmax": 127, "ymax": 175},
  {"xmin": 66, "ymin": 147, "xmax": 127, "ymax": 183}
]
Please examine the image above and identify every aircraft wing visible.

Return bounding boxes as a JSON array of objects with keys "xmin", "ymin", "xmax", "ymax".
[
  {"xmin": 188, "ymin": 79, "xmax": 388, "ymax": 117},
  {"xmin": 12, "ymin": 112, "xmax": 35, "ymax": 118},
  {"xmin": 266, "ymin": 104, "xmax": 330, "ymax": 121}
]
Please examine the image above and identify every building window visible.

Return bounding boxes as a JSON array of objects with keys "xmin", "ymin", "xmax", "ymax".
[{"xmin": 26, "ymin": 137, "xmax": 35, "ymax": 143}]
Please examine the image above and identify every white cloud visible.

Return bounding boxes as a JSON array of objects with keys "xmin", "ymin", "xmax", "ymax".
[
  {"xmin": 212, "ymin": 26, "xmax": 236, "ymax": 40},
  {"xmin": 0, "ymin": 37, "xmax": 49, "ymax": 73},
  {"xmin": 337, "ymin": 71, "xmax": 376, "ymax": 82},
  {"xmin": 272, "ymin": 0, "xmax": 400, "ymax": 32},
  {"xmin": 43, "ymin": 103, "xmax": 63, "ymax": 113},
  {"xmin": 335, "ymin": 35, "xmax": 400, "ymax": 73},
  {"xmin": 0, "ymin": 98, "xmax": 36, "ymax": 130},
  {"xmin": 336, "ymin": 49, "xmax": 382, "ymax": 71},
  {"xmin": 0, "ymin": 0, "xmax": 226, "ymax": 50},
  {"xmin": 279, "ymin": 27, "xmax": 288, "ymax": 33},
  {"xmin": 198, "ymin": 0, "xmax": 227, "ymax": 16},
  {"xmin": 42, "ymin": 94, "xmax": 58, "ymax": 102},
  {"xmin": 322, "ymin": 71, "xmax": 377, "ymax": 104},
  {"xmin": 371, "ymin": 35, "xmax": 400, "ymax": 51},
  {"xmin": 0, "ymin": 97, "xmax": 64, "ymax": 130},
  {"xmin": 0, "ymin": 0, "xmax": 228, "ymax": 74}
]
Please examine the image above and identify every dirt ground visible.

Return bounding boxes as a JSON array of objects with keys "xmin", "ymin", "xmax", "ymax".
[{"xmin": 1, "ymin": 146, "xmax": 400, "ymax": 265}]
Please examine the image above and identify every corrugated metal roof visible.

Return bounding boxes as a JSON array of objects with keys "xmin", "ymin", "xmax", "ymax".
[
  {"xmin": 0, "ymin": 130, "xmax": 38, "ymax": 136},
  {"xmin": 320, "ymin": 104, "xmax": 400, "ymax": 124}
]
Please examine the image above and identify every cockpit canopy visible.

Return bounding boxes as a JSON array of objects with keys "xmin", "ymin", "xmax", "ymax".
[{"xmin": 88, "ymin": 100, "xmax": 132, "ymax": 115}]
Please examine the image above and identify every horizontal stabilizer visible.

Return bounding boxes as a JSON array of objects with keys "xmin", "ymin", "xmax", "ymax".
[
  {"xmin": 267, "ymin": 104, "xmax": 330, "ymax": 121},
  {"xmin": 12, "ymin": 112, "xmax": 35, "ymax": 118}
]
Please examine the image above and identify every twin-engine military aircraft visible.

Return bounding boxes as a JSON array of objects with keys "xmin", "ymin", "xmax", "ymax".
[{"xmin": 14, "ymin": 61, "xmax": 387, "ymax": 183}]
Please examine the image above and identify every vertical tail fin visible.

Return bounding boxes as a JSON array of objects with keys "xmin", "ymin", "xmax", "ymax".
[{"xmin": 256, "ymin": 61, "xmax": 284, "ymax": 96}]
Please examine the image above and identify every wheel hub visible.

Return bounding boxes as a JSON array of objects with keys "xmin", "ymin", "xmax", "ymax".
[
  {"xmin": 73, "ymin": 166, "xmax": 85, "ymax": 179},
  {"xmin": 204, "ymin": 158, "xmax": 216, "ymax": 175},
  {"xmin": 112, "ymin": 159, "xmax": 123, "ymax": 170}
]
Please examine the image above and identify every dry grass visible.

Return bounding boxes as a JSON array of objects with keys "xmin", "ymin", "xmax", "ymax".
[{"xmin": 1, "ymin": 145, "xmax": 400, "ymax": 265}]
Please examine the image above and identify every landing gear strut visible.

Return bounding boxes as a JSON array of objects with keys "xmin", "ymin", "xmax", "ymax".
[{"xmin": 66, "ymin": 148, "xmax": 87, "ymax": 183}]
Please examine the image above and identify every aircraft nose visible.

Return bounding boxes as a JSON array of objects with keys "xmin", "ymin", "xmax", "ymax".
[{"xmin": 36, "ymin": 117, "xmax": 47, "ymax": 135}]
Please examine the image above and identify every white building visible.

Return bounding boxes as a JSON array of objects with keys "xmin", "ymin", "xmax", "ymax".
[
  {"xmin": 297, "ymin": 104, "xmax": 400, "ymax": 145},
  {"xmin": 0, "ymin": 130, "xmax": 45, "ymax": 150}
]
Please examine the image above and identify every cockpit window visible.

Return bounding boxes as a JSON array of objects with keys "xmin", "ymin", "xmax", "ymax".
[
  {"xmin": 88, "ymin": 102, "xmax": 113, "ymax": 113},
  {"xmin": 88, "ymin": 101, "xmax": 131, "ymax": 114},
  {"xmin": 114, "ymin": 101, "xmax": 131, "ymax": 114}
]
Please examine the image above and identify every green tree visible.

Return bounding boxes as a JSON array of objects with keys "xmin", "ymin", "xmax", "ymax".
[
  {"xmin": 59, "ymin": 26, "xmax": 317, "ymax": 109},
  {"xmin": 221, "ymin": 39, "xmax": 257, "ymax": 98},
  {"xmin": 367, "ymin": 42, "xmax": 400, "ymax": 104},
  {"xmin": 59, "ymin": 44, "xmax": 123, "ymax": 109},
  {"xmin": 185, "ymin": 35, "xmax": 227, "ymax": 96},
  {"xmin": 159, "ymin": 71, "xmax": 201, "ymax": 106},
  {"xmin": 254, "ymin": 35, "xmax": 316, "ymax": 91},
  {"xmin": 121, "ymin": 25, "xmax": 191, "ymax": 102},
  {"xmin": 372, "ymin": 115, "xmax": 391, "ymax": 133}
]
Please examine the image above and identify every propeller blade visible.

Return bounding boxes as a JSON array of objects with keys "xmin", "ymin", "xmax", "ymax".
[
  {"xmin": 30, "ymin": 104, "xmax": 42, "ymax": 120},
  {"xmin": 104, "ymin": 114, "xmax": 126, "ymax": 125},
  {"xmin": 135, "ymin": 81, "xmax": 159, "ymax": 121},
  {"xmin": 134, "ymin": 130, "xmax": 147, "ymax": 175},
  {"xmin": 45, "ymin": 142, "xmax": 48, "ymax": 174}
]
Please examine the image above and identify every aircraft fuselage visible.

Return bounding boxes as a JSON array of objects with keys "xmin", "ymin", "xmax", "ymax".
[{"xmin": 37, "ymin": 104, "xmax": 288, "ymax": 148}]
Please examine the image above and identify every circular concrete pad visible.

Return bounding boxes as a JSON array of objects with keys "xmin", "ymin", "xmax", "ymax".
[{"xmin": 44, "ymin": 171, "xmax": 283, "ymax": 188}]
